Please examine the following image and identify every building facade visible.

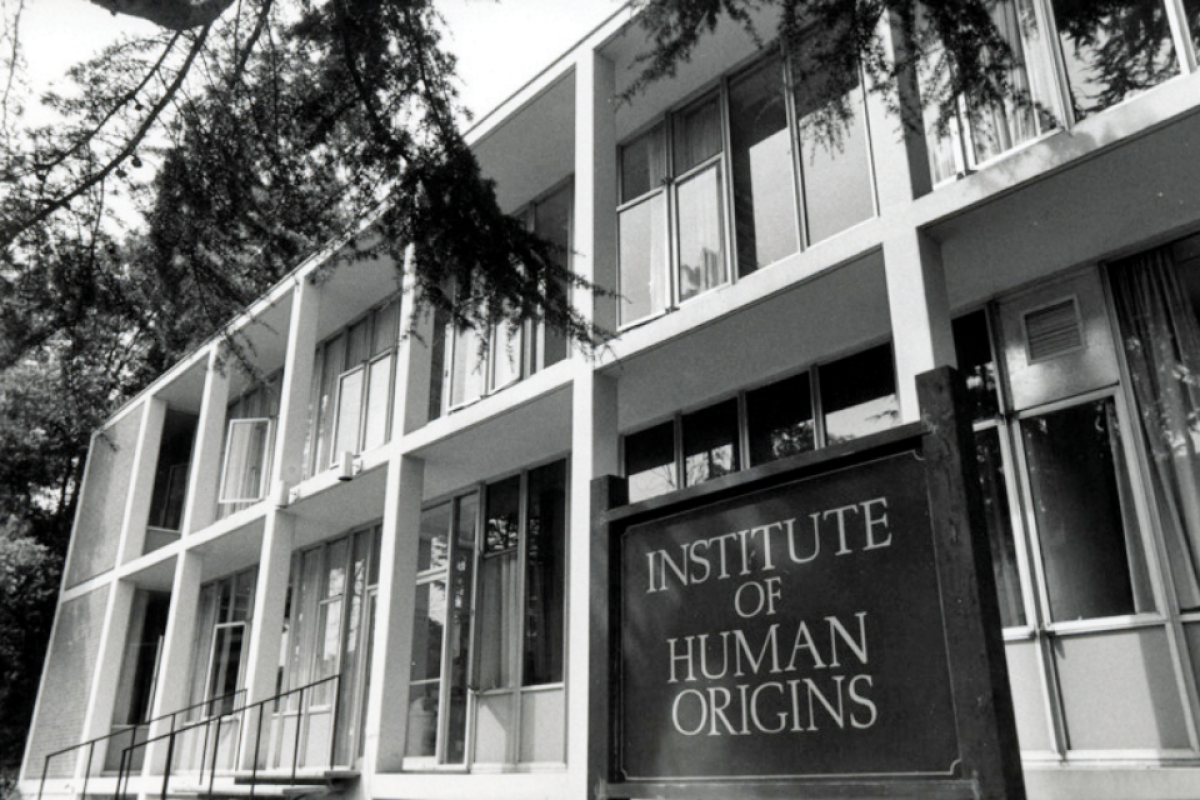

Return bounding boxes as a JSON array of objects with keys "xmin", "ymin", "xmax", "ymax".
[{"xmin": 20, "ymin": 2, "xmax": 1200, "ymax": 799}]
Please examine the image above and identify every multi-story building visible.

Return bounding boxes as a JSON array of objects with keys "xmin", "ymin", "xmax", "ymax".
[{"xmin": 20, "ymin": 2, "xmax": 1200, "ymax": 799}]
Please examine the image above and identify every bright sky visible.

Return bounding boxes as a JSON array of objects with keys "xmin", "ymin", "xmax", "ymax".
[{"xmin": 19, "ymin": 0, "xmax": 628, "ymax": 119}]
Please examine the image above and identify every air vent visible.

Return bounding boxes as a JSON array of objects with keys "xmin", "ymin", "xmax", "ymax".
[{"xmin": 1024, "ymin": 297, "xmax": 1083, "ymax": 362}]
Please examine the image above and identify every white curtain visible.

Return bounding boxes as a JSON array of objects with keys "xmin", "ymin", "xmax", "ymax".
[{"xmin": 1110, "ymin": 247, "xmax": 1200, "ymax": 610}]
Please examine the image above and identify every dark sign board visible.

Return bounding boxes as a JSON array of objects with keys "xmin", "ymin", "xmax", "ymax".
[
  {"xmin": 618, "ymin": 451, "xmax": 958, "ymax": 780},
  {"xmin": 593, "ymin": 368, "xmax": 1025, "ymax": 800}
]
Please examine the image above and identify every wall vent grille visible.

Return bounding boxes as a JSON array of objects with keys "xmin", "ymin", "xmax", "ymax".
[{"xmin": 1024, "ymin": 297, "xmax": 1083, "ymax": 362}]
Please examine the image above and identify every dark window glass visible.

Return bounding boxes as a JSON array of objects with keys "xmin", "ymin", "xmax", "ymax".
[
  {"xmin": 975, "ymin": 428, "xmax": 1025, "ymax": 627},
  {"xmin": 621, "ymin": 126, "xmax": 667, "ymax": 202},
  {"xmin": 484, "ymin": 475, "xmax": 521, "ymax": 553},
  {"xmin": 524, "ymin": 461, "xmax": 567, "ymax": 685},
  {"xmin": 625, "ymin": 421, "xmax": 677, "ymax": 502},
  {"xmin": 535, "ymin": 185, "xmax": 572, "ymax": 368},
  {"xmin": 405, "ymin": 581, "xmax": 444, "ymax": 757},
  {"xmin": 820, "ymin": 344, "xmax": 899, "ymax": 444},
  {"xmin": 683, "ymin": 400, "xmax": 740, "ymax": 486},
  {"xmin": 444, "ymin": 496, "xmax": 477, "ymax": 763},
  {"xmin": 1022, "ymin": 398, "xmax": 1154, "ymax": 621},
  {"xmin": 1189, "ymin": 0, "xmax": 1200, "ymax": 67},
  {"xmin": 419, "ymin": 502, "xmax": 451, "ymax": 573},
  {"xmin": 729, "ymin": 58, "xmax": 799, "ymax": 276},
  {"xmin": 953, "ymin": 310, "xmax": 1001, "ymax": 421},
  {"xmin": 673, "ymin": 97, "xmax": 722, "ymax": 174},
  {"xmin": 747, "ymin": 372, "xmax": 814, "ymax": 465},
  {"xmin": 1049, "ymin": 0, "xmax": 1178, "ymax": 121}
]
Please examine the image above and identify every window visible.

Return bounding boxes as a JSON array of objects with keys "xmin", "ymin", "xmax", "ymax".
[
  {"xmin": 274, "ymin": 528, "xmax": 380, "ymax": 768},
  {"xmin": 407, "ymin": 459, "xmax": 567, "ymax": 768},
  {"xmin": 729, "ymin": 57, "xmax": 800, "ymax": 277},
  {"xmin": 925, "ymin": 0, "xmax": 1187, "ymax": 183},
  {"xmin": 429, "ymin": 184, "xmax": 573, "ymax": 417},
  {"xmin": 617, "ymin": 50, "xmax": 879, "ymax": 325},
  {"xmin": 947, "ymin": 284, "xmax": 1200, "ymax": 758},
  {"xmin": 188, "ymin": 568, "xmax": 257, "ymax": 720},
  {"xmin": 307, "ymin": 298, "xmax": 401, "ymax": 476},
  {"xmin": 624, "ymin": 343, "xmax": 898, "ymax": 502},
  {"xmin": 791, "ymin": 47, "xmax": 876, "ymax": 243},
  {"xmin": 218, "ymin": 376, "xmax": 279, "ymax": 515}
]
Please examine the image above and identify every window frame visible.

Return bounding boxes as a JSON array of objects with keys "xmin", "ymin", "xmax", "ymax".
[{"xmin": 217, "ymin": 417, "xmax": 275, "ymax": 505}]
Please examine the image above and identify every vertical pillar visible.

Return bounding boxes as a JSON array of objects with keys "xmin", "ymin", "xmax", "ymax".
[
  {"xmin": 237, "ymin": 279, "xmax": 319, "ymax": 766},
  {"xmin": 273, "ymin": 279, "xmax": 322, "ymax": 490},
  {"xmin": 237, "ymin": 510, "xmax": 295, "ymax": 770},
  {"xmin": 573, "ymin": 49, "xmax": 619, "ymax": 337},
  {"xmin": 144, "ymin": 550, "xmax": 204, "ymax": 772},
  {"xmin": 362, "ymin": 454, "xmax": 425, "ymax": 773},
  {"xmin": 181, "ymin": 348, "xmax": 231, "ymax": 535},
  {"xmin": 117, "ymin": 398, "xmax": 167, "ymax": 565},
  {"xmin": 883, "ymin": 229, "xmax": 956, "ymax": 422},
  {"xmin": 75, "ymin": 580, "xmax": 136, "ymax": 779},
  {"xmin": 569, "ymin": 46, "xmax": 622, "ymax": 796}
]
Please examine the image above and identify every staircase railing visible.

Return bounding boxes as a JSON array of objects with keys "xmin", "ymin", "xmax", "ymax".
[
  {"xmin": 116, "ymin": 674, "xmax": 342, "ymax": 800},
  {"xmin": 36, "ymin": 689, "xmax": 246, "ymax": 800}
]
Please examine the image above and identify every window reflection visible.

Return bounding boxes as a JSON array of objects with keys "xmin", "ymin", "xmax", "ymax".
[
  {"xmin": 1022, "ymin": 399, "xmax": 1154, "ymax": 621},
  {"xmin": 1049, "ymin": 0, "xmax": 1178, "ymax": 121},
  {"xmin": 729, "ymin": 58, "xmax": 799, "ymax": 276},
  {"xmin": 747, "ymin": 372, "xmax": 815, "ymax": 465},
  {"xmin": 626, "ymin": 421, "xmax": 678, "ymax": 503},
  {"xmin": 683, "ymin": 400, "xmax": 740, "ymax": 487},
  {"xmin": 820, "ymin": 344, "xmax": 900, "ymax": 444}
]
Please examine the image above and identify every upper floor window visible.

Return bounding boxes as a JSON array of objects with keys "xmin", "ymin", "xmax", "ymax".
[
  {"xmin": 430, "ymin": 183, "xmax": 573, "ymax": 417},
  {"xmin": 308, "ymin": 297, "xmax": 401, "ymax": 476},
  {"xmin": 925, "ymin": 0, "xmax": 1188, "ymax": 183},
  {"xmin": 218, "ymin": 376, "xmax": 279, "ymax": 516},
  {"xmin": 618, "ymin": 51, "xmax": 877, "ymax": 326}
]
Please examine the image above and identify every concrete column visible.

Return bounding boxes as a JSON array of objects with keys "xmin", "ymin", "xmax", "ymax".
[
  {"xmin": 362, "ymin": 454, "xmax": 425, "ymax": 773},
  {"xmin": 143, "ymin": 550, "xmax": 204, "ymax": 773},
  {"xmin": 866, "ymin": 10, "xmax": 933, "ymax": 212},
  {"xmin": 567, "ymin": 369, "xmax": 619, "ymax": 798},
  {"xmin": 883, "ymin": 229, "xmax": 956, "ymax": 422},
  {"xmin": 116, "ymin": 398, "xmax": 167, "ymax": 565},
  {"xmin": 273, "ymin": 278, "xmax": 322, "ymax": 490},
  {"xmin": 181, "ymin": 348, "xmax": 231, "ymax": 535},
  {"xmin": 573, "ymin": 49, "xmax": 619, "ymax": 337},
  {"xmin": 75, "ymin": 580, "xmax": 136, "ymax": 779},
  {"xmin": 237, "ymin": 510, "xmax": 295, "ymax": 769}
]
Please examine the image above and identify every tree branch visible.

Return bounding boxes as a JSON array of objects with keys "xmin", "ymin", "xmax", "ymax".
[{"xmin": 3, "ymin": 25, "xmax": 210, "ymax": 250}]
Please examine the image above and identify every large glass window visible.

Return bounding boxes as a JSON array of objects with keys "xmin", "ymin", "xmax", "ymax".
[
  {"xmin": 408, "ymin": 461, "xmax": 566, "ymax": 768},
  {"xmin": 682, "ymin": 399, "xmax": 740, "ymax": 486},
  {"xmin": 729, "ymin": 57, "xmax": 800, "ymax": 276},
  {"xmin": 430, "ymin": 184, "xmax": 574, "ymax": 417},
  {"xmin": 307, "ymin": 298, "xmax": 400, "ymax": 476},
  {"xmin": 188, "ymin": 568, "xmax": 257, "ymax": 721},
  {"xmin": 747, "ymin": 371, "xmax": 815, "ymax": 463},
  {"xmin": 792, "ymin": 50, "xmax": 875, "ymax": 243},
  {"xmin": 625, "ymin": 420, "xmax": 678, "ymax": 503}
]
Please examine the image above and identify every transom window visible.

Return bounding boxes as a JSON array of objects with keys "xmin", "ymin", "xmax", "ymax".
[{"xmin": 624, "ymin": 342, "xmax": 898, "ymax": 503}]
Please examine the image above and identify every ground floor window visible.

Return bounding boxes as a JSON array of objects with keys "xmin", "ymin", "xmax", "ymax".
[
  {"xmin": 407, "ymin": 458, "xmax": 568, "ymax": 769},
  {"xmin": 272, "ymin": 526, "xmax": 381, "ymax": 769},
  {"xmin": 950, "ymin": 253, "xmax": 1200, "ymax": 757}
]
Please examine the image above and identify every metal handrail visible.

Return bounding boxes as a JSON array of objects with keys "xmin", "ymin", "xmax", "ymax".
[
  {"xmin": 36, "ymin": 688, "xmax": 246, "ymax": 800},
  {"xmin": 116, "ymin": 674, "xmax": 343, "ymax": 800}
]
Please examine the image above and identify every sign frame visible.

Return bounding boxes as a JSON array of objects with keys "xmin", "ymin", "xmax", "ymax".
[{"xmin": 588, "ymin": 367, "xmax": 1025, "ymax": 800}]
